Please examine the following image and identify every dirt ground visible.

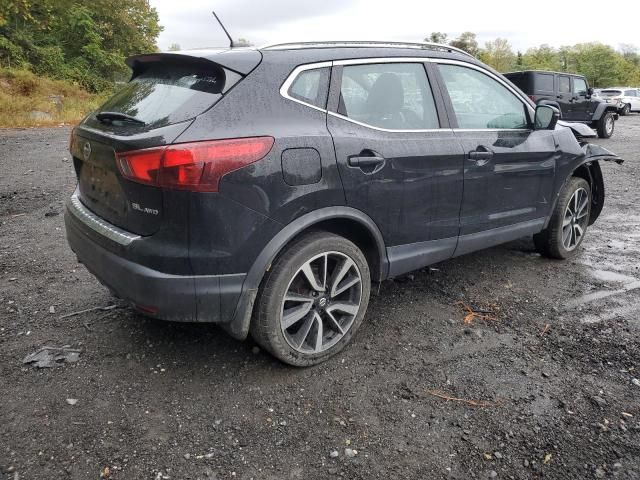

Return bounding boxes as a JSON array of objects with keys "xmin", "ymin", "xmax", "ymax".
[{"xmin": 1, "ymin": 116, "xmax": 639, "ymax": 480}]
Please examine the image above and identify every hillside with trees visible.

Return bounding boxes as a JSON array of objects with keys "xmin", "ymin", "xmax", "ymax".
[{"xmin": 0, "ymin": 0, "xmax": 161, "ymax": 92}]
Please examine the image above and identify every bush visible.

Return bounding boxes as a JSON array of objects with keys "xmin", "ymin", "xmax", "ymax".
[
  {"xmin": 0, "ymin": 67, "xmax": 107, "ymax": 127},
  {"xmin": 3, "ymin": 69, "xmax": 39, "ymax": 95}
]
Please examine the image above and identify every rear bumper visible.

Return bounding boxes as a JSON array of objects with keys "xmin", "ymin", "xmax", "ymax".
[{"xmin": 64, "ymin": 194, "xmax": 246, "ymax": 325}]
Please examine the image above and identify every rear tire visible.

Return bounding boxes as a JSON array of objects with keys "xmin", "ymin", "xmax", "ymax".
[
  {"xmin": 620, "ymin": 104, "xmax": 630, "ymax": 116},
  {"xmin": 534, "ymin": 177, "xmax": 591, "ymax": 259},
  {"xmin": 596, "ymin": 112, "xmax": 615, "ymax": 138},
  {"xmin": 251, "ymin": 231, "xmax": 371, "ymax": 367}
]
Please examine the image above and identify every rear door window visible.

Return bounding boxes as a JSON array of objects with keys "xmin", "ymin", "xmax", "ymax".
[
  {"xmin": 287, "ymin": 67, "xmax": 330, "ymax": 109},
  {"xmin": 438, "ymin": 64, "xmax": 528, "ymax": 129},
  {"xmin": 535, "ymin": 73, "xmax": 554, "ymax": 93},
  {"xmin": 93, "ymin": 62, "xmax": 239, "ymax": 130},
  {"xmin": 558, "ymin": 76, "xmax": 571, "ymax": 93},
  {"xmin": 337, "ymin": 63, "xmax": 439, "ymax": 130},
  {"xmin": 624, "ymin": 89, "xmax": 637, "ymax": 97}
]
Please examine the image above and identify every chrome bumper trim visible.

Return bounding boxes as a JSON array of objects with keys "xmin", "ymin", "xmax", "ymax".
[{"xmin": 67, "ymin": 193, "xmax": 140, "ymax": 246}]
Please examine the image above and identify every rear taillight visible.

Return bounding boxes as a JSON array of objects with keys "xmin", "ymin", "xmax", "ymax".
[{"xmin": 116, "ymin": 137, "xmax": 274, "ymax": 192}]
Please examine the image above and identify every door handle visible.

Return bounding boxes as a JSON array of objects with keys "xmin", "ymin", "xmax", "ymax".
[
  {"xmin": 348, "ymin": 155, "xmax": 385, "ymax": 167},
  {"xmin": 468, "ymin": 150, "xmax": 493, "ymax": 161}
]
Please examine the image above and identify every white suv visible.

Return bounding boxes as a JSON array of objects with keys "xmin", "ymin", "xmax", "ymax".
[{"xmin": 599, "ymin": 87, "xmax": 640, "ymax": 116}]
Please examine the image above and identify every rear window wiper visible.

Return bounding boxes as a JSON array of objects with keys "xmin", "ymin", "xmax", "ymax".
[{"xmin": 96, "ymin": 111, "xmax": 146, "ymax": 126}]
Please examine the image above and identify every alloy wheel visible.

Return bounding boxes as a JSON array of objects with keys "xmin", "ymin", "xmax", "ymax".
[
  {"xmin": 562, "ymin": 187, "xmax": 589, "ymax": 251},
  {"xmin": 606, "ymin": 116, "xmax": 614, "ymax": 135},
  {"xmin": 280, "ymin": 251, "xmax": 362, "ymax": 354}
]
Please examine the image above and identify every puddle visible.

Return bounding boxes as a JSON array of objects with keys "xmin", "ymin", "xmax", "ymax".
[
  {"xmin": 581, "ymin": 303, "xmax": 640, "ymax": 324},
  {"xmin": 567, "ymin": 281, "xmax": 640, "ymax": 308},
  {"xmin": 590, "ymin": 269, "xmax": 637, "ymax": 284}
]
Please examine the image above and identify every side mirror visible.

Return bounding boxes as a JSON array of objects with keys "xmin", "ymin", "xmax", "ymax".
[
  {"xmin": 588, "ymin": 87, "xmax": 594, "ymax": 96},
  {"xmin": 534, "ymin": 105, "xmax": 560, "ymax": 130}
]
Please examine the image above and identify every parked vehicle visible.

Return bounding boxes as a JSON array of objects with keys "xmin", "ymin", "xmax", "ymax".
[
  {"xmin": 504, "ymin": 70, "xmax": 619, "ymax": 138},
  {"xmin": 598, "ymin": 88, "xmax": 640, "ymax": 116},
  {"xmin": 65, "ymin": 42, "xmax": 623, "ymax": 366}
]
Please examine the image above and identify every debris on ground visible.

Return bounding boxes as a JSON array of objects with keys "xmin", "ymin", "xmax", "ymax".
[
  {"xmin": 426, "ymin": 389, "xmax": 503, "ymax": 408},
  {"xmin": 22, "ymin": 346, "xmax": 81, "ymax": 368},
  {"xmin": 456, "ymin": 302, "xmax": 498, "ymax": 325},
  {"xmin": 541, "ymin": 324, "xmax": 551, "ymax": 336},
  {"xmin": 59, "ymin": 304, "xmax": 118, "ymax": 320},
  {"xmin": 344, "ymin": 448, "xmax": 358, "ymax": 458},
  {"xmin": 66, "ymin": 398, "xmax": 78, "ymax": 405}
]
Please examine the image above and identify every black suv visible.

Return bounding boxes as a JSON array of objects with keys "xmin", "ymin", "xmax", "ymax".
[
  {"xmin": 65, "ymin": 42, "xmax": 622, "ymax": 366},
  {"xmin": 504, "ymin": 70, "xmax": 619, "ymax": 138}
]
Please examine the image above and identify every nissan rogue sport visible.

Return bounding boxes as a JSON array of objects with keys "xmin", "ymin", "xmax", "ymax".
[{"xmin": 65, "ymin": 42, "xmax": 622, "ymax": 366}]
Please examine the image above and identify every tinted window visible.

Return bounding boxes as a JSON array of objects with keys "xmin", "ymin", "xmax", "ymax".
[
  {"xmin": 504, "ymin": 73, "xmax": 527, "ymax": 92},
  {"xmin": 439, "ymin": 64, "xmax": 528, "ymax": 129},
  {"xmin": 96, "ymin": 62, "xmax": 236, "ymax": 130},
  {"xmin": 559, "ymin": 76, "xmax": 571, "ymax": 93},
  {"xmin": 288, "ymin": 67, "xmax": 330, "ymax": 109},
  {"xmin": 535, "ymin": 73, "xmax": 554, "ymax": 92},
  {"xmin": 601, "ymin": 90, "xmax": 623, "ymax": 97},
  {"xmin": 573, "ymin": 78, "xmax": 588, "ymax": 95},
  {"xmin": 338, "ymin": 63, "xmax": 439, "ymax": 130},
  {"xmin": 624, "ymin": 89, "xmax": 637, "ymax": 97}
]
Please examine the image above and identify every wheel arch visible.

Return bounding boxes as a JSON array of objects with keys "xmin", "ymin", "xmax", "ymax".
[
  {"xmin": 546, "ymin": 160, "xmax": 604, "ymax": 229},
  {"xmin": 223, "ymin": 207, "xmax": 389, "ymax": 340},
  {"xmin": 592, "ymin": 103, "xmax": 618, "ymax": 121},
  {"xmin": 572, "ymin": 161, "xmax": 605, "ymax": 225}
]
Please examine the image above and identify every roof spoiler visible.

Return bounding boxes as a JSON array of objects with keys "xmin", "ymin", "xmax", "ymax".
[{"xmin": 125, "ymin": 49, "xmax": 262, "ymax": 77}]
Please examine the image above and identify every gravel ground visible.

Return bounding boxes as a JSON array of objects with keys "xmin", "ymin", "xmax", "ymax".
[{"xmin": 1, "ymin": 117, "xmax": 639, "ymax": 480}]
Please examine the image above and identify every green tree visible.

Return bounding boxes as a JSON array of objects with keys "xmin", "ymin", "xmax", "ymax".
[
  {"xmin": 450, "ymin": 32, "xmax": 480, "ymax": 57},
  {"xmin": 521, "ymin": 45, "xmax": 563, "ymax": 71},
  {"xmin": 479, "ymin": 38, "xmax": 516, "ymax": 72},
  {"xmin": 426, "ymin": 32, "xmax": 448, "ymax": 44},
  {"xmin": 168, "ymin": 43, "xmax": 181, "ymax": 51},
  {"xmin": 0, "ymin": 0, "xmax": 162, "ymax": 91},
  {"xmin": 566, "ymin": 43, "xmax": 621, "ymax": 87},
  {"xmin": 619, "ymin": 44, "xmax": 639, "ymax": 66}
]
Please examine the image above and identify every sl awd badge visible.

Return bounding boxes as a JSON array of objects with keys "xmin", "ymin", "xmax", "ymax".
[{"xmin": 131, "ymin": 202, "xmax": 159, "ymax": 216}]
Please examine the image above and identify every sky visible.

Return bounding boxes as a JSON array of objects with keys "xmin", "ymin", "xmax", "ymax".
[{"xmin": 151, "ymin": 0, "xmax": 639, "ymax": 53}]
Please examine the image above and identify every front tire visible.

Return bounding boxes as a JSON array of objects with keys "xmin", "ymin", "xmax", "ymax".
[
  {"xmin": 534, "ymin": 177, "xmax": 591, "ymax": 259},
  {"xmin": 251, "ymin": 231, "xmax": 371, "ymax": 367},
  {"xmin": 597, "ymin": 112, "xmax": 615, "ymax": 138}
]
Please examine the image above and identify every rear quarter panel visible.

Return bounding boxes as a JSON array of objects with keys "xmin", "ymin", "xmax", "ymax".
[{"xmin": 174, "ymin": 54, "xmax": 345, "ymax": 275}]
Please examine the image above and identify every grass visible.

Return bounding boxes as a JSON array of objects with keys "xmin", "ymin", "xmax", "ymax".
[{"xmin": 0, "ymin": 68, "xmax": 108, "ymax": 128}]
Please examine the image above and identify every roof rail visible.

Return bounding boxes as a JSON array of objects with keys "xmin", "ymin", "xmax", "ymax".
[{"xmin": 260, "ymin": 41, "xmax": 474, "ymax": 58}]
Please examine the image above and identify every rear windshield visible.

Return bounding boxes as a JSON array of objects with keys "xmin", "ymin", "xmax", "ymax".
[
  {"xmin": 600, "ymin": 90, "xmax": 622, "ymax": 96},
  {"xmin": 93, "ymin": 62, "xmax": 239, "ymax": 130}
]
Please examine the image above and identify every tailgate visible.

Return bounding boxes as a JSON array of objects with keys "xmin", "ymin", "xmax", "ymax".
[
  {"xmin": 70, "ymin": 131, "xmax": 164, "ymax": 236},
  {"xmin": 69, "ymin": 50, "xmax": 261, "ymax": 236}
]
